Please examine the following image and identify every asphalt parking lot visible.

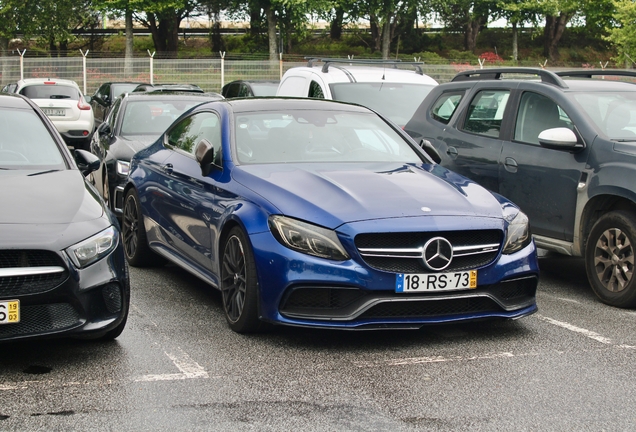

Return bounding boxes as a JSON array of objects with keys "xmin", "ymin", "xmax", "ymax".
[{"xmin": 1, "ymin": 251, "xmax": 635, "ymax": 431}]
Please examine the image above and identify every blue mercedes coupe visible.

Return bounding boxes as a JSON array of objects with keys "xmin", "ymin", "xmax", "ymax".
[{"xmin": 122, "ymin": 98, "xmax": 539, "ymax": 332}]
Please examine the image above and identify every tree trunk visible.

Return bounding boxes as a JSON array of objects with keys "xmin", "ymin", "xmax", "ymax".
[
  {"xmin": 512, "ymin": 21, "xmax": 518, "ymax": 62},
  {"xmin": 464, "ymin": 17, "xmax": 484, "ymax": 53},
  {"xmin": 0, "ymin": 37, "xmax": 10, "ymax": 84},
  {"xmin": 125, "ymin": 7, "xmax": 133, "ymax": 77},
  {"xmin": 211, "ymin": 10, "xmax": 224, "ymax": 53},
  {"xmin": 265, "ymin": 5, "xmax": 277, "ymax": 61},
  {"xmin": 370, "ymin": 17, "xmax": 381, "ymax": 53},
  {"xmin": 381, "ymin": 19, "xmax": 391, "ymax": 59},
  {"xmin": 543, "ymin": 13, "xmax": 571, "ymax": 60},
  {"xmin": 330, "ymin": 7, "xmax": 344, "ymax": 40},
  {"xmin": 249, "ymin": 6, "xmax": 261, "ymax": 38}
]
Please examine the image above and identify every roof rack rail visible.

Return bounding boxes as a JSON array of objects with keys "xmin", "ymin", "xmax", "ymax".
[
  {"xmin": 555, "ymin": 70, "xmax": 636, "ymax": 79},
  {"xmin": 304, "ymin": 57, "xmax": 424, "ymax": 75},
  {"xmin": 452, "ymin": 67, "xmax": 567, "ymax": 88}
]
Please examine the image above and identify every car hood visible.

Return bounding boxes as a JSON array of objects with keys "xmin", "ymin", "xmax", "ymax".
[
  {"xmin": 233, "ymin": 163, "xmax": 504, "ymax": 229},
  {"xmin": 0, "ymin": 169, "xmax": 104, "ymax": 225},
  {"xmin": 112, "ymin": 135, "xmax": 159, "ymax": 159}
]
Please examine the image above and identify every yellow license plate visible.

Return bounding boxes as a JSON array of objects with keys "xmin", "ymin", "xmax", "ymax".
[{"xmin": 0, "ymin": 300, "xmax": 20, "ymax": 324}]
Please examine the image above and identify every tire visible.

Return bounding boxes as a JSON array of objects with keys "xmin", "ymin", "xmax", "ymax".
[
  {"xmin": 585, "ymin": 210, "xmax": 636, "ymax": 308},
  {"xmin": 121, "ymin": 188, "xmax": 155, "ymax": 267},
  {"xmin": 220, "ymin": 227, "xmax": 261, "ymax": 333}
]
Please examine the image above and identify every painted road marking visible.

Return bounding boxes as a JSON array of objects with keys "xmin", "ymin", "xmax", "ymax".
[
  {"xmin": 536, "ymin": 314, "xmax": 636, "ymax": 349},
  {"xmin": 134, "ymin": 347, "xmax": 209, "ymax": 382},
  {"xmin": 353, "ymin": 352, "xmax": 516, "ymax": 368}
]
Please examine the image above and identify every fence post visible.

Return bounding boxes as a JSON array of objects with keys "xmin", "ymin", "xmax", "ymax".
[
  {"xmin": 220, "ymin": 51, "xmax": 225, "ymax": 88},
  {"xmin": 478, "ymin": 58, "xmax": 485, "ymax": 69},
  {"xmin": 147, "ymin": 50, "xmax": 156, "ymax": 85},
  {"xmin": 18, "ymin": 49, "xmax": 26, "ymax": 80},
  {"xmin": 79, "ymin": 49, "xmax": 89, "ymax": 94}
]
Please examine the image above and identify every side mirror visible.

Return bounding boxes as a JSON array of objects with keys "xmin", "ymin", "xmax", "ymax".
[
  {"xmin": 74, "ymin": 149, "xmax": 100, "ymax": 176},
  {"xmin": 84, "ymin": 95, "xmax": 92, "ymax": 104},
  {"xmin": 419, "ymin": 139, "xmax": 442, "ymax": 164},
  {"xmin": 98, "ymin": 122, "xmax": 112, "ymax": 136},
  {"xmin": 195, "ymin": 138, "xmax": 215, "ymax": 176},
  {"xmin": 538, "ymin": 127, "xmax": 584, "ymax": 151}
]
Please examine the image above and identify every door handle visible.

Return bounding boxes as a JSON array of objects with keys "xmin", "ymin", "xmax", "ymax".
[
  {"xmin": 162, "ymin": 163, "xmax": 173, "ymax": 174},
  {"xmin": 446, "ymin": 146, "xmax": 459, "ymax": 159},
  {"xmin": 504, "ymin": 157, "xmax": 518, "ymax": 173}
]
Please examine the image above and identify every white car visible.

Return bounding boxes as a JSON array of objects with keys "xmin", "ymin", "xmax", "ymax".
[
  {"xmin": 3, "ymin": 78, "xmax": 94, "ymax": 150},
  {"xmin": 277, "ymin": 58, "xmax": 438, "ymax": 127}
]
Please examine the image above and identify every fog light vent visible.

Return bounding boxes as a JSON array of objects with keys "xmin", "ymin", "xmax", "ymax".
[{"xmin": 102, "ymin": 283, "xmax": 122, "ymax": 313}]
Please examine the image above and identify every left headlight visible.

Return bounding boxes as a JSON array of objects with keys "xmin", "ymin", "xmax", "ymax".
[
  {"xmin": 503, "ymin": 210, "xmax": 531, "ymax": 254},
  {"xmin": 65, "ymin": 226, "xmax": 118, "ymax": 268},
  {"xmin": 116, "ymin": 160, "xmax": 130, "ymax": 176},
  {"xmin": 269, "ymin": 215, "xmax": 350, "ymax": 261}
]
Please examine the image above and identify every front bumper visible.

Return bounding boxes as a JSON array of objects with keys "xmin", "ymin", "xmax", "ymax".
[
  {"xmin": 250, "ymin": 231, "xmax": 539, "ymax": 330},
  {"xmin": 0, "ymin": 244, "xmax": 129, "ymax": 342}
]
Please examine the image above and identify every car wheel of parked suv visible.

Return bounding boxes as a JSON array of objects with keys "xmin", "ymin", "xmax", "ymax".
[{"xmin": 586, "ymin": 211, "xmax": 636, "ymax": 308}]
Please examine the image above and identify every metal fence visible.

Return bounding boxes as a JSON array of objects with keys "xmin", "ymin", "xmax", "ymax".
[{"xmin": 0, "ymin": 55, "xmax": 601, "ymax": 95}]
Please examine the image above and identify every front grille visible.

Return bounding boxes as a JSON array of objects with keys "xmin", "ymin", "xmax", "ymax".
[
  {"xmin": 282, "ymin": 287, "xmax": 367, "ymax": 310},
  {"xmin": 0, "ymin": 303, "xmax": 80, "ymax": 338},
  {"xmin": 358, "ymin": 297, "xmax": 500, "ymax": 319},
  {"xmin": 355, "ymin": 230, "xmax": 502, "ymax": 273},
  {"xmin": 0, "ymin": 250, "xmax": 68, "ymax": 296},
  {"xmin": 489, "ymin": 277, "xmax": 537, "ymax": 301}
]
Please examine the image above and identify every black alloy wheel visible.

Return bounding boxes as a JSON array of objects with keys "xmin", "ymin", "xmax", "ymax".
[
  {"xmin": 221, "ymin": 227, "xmax": 261, "ymax": 333},
  {"xmin": 121, "ymin": 188, "xmax": 154, "ymax": 267},
  {"xmin": 586, "ymin": 210, "xmax": 636, "ymax": 308}
]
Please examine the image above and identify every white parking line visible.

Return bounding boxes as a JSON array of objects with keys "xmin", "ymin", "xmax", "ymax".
[
  {"xmin": 353, "ymin": 352, "xmax": 516, "ymax": 368},
  {"xmin": 536, "ymin": 314, "xmax": 636, "ymax": 349},
  {"xmin": 134, "ymin": 347, "xmax": 209, "ymax": 382}
]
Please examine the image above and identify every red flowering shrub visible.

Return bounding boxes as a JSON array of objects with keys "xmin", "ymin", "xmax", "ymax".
[{"xmin": 478, "ymin": 52, "xmax": 504, "ymax": 64}]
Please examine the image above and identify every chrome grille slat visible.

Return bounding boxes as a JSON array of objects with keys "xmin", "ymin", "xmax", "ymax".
[{"xmin": 0, "ymin": 266, "xmax": 66, "ymax": 277}]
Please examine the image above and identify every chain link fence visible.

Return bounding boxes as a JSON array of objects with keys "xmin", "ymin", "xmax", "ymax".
[{"xmin": 0, "ymin": 55, "xmax": 592, "ymax": 95}]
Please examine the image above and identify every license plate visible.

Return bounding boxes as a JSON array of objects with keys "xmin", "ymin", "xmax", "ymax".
[
  {"xmin": 396, "ymin": 271, "xmax": 477, "ymax": 293},
  {"xmin": 43, "ymin": 108, "xmax": 65, "ymax": 116},
  {"xmin": 0, "ymin": 300, "xmax": 20, "ymax": 324}
]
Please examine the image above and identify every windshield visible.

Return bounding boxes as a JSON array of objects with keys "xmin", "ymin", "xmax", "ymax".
[
  {"xmin": 20, "ymin": 85, "xmax": 79, "ymax": 100},
  {"xmin": 120, "ymin": 100, "xmax": 202, "ymax": 137},
  {"xmin": 250, "ymin": 83, "xmax": 278, "ymax": 96},
  {"xmin": 234, "ymin": 110, "xmax": 423, "ymax": 164},
  {"xmin": 330, "ymin": 82, "xmax": 436, "ymax": 126},
  {"xmin": 569, "ymin": 91, "xmax": 636, "ymax": 140},
  {"xmin": 0, "ymin": 108, "xmax": 65, "ymax": 170},
  {"xmin": 111, "ymin": 83, "xmax": 142, "ymax": 99}
]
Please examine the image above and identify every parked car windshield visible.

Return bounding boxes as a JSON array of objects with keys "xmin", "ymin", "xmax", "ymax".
[
  {"xmin": 111, "ymin": 83, "xmax": 143, "ymax": 100},
  {"xmin": 120, "ymin": 100, "xmax": 202, "ymax": 137},
  {"xmin": 20, "ymin": 85, "xmax": 79, "ymax": 100},
  {"xmin": 234, "ymin": 109, "xmax": 423, "ymax": 164},
  {"xmin": 0, "ymin": 108, "xmax": 65, "ymax": 169},
  {"xmin": 568, "ymin": 91, "xmax": 636, "ymax": 140},
  {"xmin": 330, "ymin": 83, "xmax": 436, "ymax": 126}
]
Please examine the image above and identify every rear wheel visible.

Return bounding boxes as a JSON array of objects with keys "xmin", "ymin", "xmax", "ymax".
[
  {"xmin": 221, "ymin": 227, "xmax": 261, "ymax": 333},
  {"xmin": 586, "ymin": 210, "xmax": 636, "ymax": 308},
  {"xmin": 121, "ymin": 188, "xmax": 155, "ymax": 267}
]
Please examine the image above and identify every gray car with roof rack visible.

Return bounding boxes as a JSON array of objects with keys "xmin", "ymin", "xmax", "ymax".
[{"xmin": 405, "ymin": 67, "xmax": 636, "ymax": 308}]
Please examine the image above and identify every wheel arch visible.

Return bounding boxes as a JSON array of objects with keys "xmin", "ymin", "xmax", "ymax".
[{"xmin": 580, "ymin": 192, "xmax": 636, "ymax": 253}]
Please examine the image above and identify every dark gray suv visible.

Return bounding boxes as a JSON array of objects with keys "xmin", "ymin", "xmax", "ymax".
[{"xmin": 405, "ymin": 68, "xmax": 636, "ymax": 308}]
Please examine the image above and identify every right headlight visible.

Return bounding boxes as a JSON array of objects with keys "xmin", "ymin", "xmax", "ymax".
[
  {"xmin": 503, "ymin": 210, "xmax": 531, "ymax": 254},
  {"xmin": 116, "ymin": 160, "xmax": 130, "ymax": 176},
  {"xmin": 268, "ymin": 215, "xmax": 350, "ymax": 261}
]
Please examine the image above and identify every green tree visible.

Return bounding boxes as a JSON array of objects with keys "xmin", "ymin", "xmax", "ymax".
[
  {"xmin": 535, "ymin": 0, "xmax": 580, "ymax": 61},
  {"xmin": 430, "ymin": 0, "xmax": 495, "ymax": 53},
  {"xmin": 607, "ymin": 0, "xmax": 636, "ymax": 67},
  {"xmin": 494, "ymin": 0, "xmax": 539, "ymax": 61}
]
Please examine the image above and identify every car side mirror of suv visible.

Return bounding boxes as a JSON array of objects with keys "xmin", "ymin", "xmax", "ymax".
[
  {"xmin": 538, "ymin": 127, "xmax": 584, "ymax": 151},
  {"xmin": 74, "ymin": 149, "xmax": 101, "ymax": 176},
  {"xmin": 419, "ymin": 139, "xmax": 442, "ymax": 164},
  {"xmin": 98, "ymin": 122, "xmax": 112, "ymax": 136}
]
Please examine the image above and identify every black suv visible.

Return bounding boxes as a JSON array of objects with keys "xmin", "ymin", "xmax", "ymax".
[{"xmin": 405, "ymin": 68, "xmax": 636, "ymax": 308}]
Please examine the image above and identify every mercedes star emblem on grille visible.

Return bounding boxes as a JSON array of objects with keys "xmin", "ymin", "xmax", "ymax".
[{"xmin": 422, "ymin": 237, "xmax": 453, "ymax": 271}]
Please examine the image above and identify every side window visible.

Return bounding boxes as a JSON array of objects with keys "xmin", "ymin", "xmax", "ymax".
[
  {"xmin": 430, "ymin": 92, "xmax": 464, "ymax": 124},
  {"xmin": 225, "ymin": 83, "xmax": 240, "ymax": 98},
  {"xmin": 167, "ymin": 112, "xmax": 222, "ymax": 166},
  {"xmin": 461, "ymin": 90, "xmax": 510, "ymax": 137},
  {"xmin": 108, "ymin": 98, "xmax": 122, "ymax": 129},
  {"xmin": 308, "ymin": 81, "xmax": 325, "ymax": 99},
  {"xmin": 514, "ymin": 92, "xmax": 573, "ymax": 145},
  {"xmin": 238, "ymin": 84, "xmax": 252, "ymax": 97}
]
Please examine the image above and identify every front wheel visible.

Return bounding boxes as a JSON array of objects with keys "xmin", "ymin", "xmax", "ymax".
[
  {"xmin": 121, "ymin": 188, "xmax": 155, "ymax": 267},
  {"xmin": 586, "ymin": 210, "xmax": 636, "ymax": 308},
  {"xmin": 220, "ymin": 227, "xmax": 261, "ymax": 333}
]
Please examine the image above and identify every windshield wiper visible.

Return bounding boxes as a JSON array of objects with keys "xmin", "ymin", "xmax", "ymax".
[
  {"xmin": 27, "ymin": 169, "xmax": 61, "ymax": 176},
  {"xmin": 49, "ymin": 95, "xmax": 71, "ymax": 99},
  {"xmin": 612, "ymin": 138, "xmax": 636, "ymax": 142}
]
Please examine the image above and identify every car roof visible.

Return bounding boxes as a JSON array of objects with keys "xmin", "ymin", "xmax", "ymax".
[
  {"xmin": 17, "ymin": 78, "xmax": 80, "ymax": 88},
  {"xmin": 0, "ymin": 92, "xmax": 36, "ymax": 109},
  {"xmin": 121, "ymin": 92, "xmax": 223, "ymax": 101},
  {"xmin": 225, "ymin": 97, "xmax": 375, "ymax": 113},
  {"xmin": 289, "ymin": 65, "xmax": 438, "ymax": 85}
]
